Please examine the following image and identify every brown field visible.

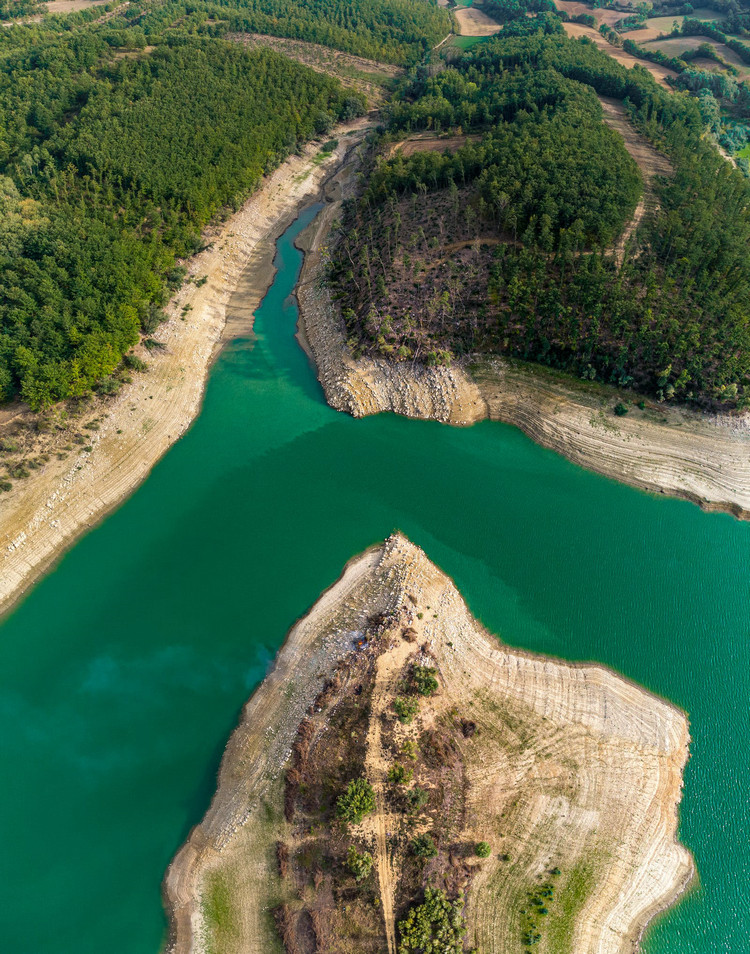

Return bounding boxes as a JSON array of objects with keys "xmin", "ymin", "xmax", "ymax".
[
  {"xmin": 553, "ymin": 0, "xmax": 628, "ymax": 27},
  {"xmin": 563, "ymin": 23, "xmax": 677, "ymax": 87},
  {"xmin": 454, "ymin": 6, "xmax": 502, "ymax": 36},
  {"xmin": 44, "ymin": 0, "xmax": 108, "ymax": 10},
  {"xmin": 387, "ymin": 133, "xmax": 481, "ymax": 158},
  {"xmin": 644, "ymin": 35, "xmax": 750, "ymax": 76}
]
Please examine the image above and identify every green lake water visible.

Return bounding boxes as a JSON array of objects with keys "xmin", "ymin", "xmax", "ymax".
[{"xmin": 0, "ymin": 205, "xmax": 748, "ymax": 953}]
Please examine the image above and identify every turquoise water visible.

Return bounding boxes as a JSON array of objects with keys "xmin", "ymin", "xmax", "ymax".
[{"xmin": 0, "ymin": 205, "xmax": 748, "ymax": 953}]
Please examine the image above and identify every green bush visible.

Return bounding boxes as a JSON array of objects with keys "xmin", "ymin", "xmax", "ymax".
[
  {"xmin": 387, "ymin": 764, "xmax": 413, "ymax": 785},
  {"xmin": 394, "ymin": 696, "xmax": 419, "ymax": 724},
  {"xmin": 614, "ymin": 402, "xmax": 629, "ymax": 416},
  {"xmin": 397, "ymin": 888, "xmax": 467, "ymax": 953},
  {"xmin": 346, "ymin": 845, "xmax": 374, "ymax": 881},
  {"xmin": 404, "ymin": 786, "xmax": 429, "ymax": 813},
  {"xmin": 475, "ymin": 841, "xmax": 491, "ymax": 858},
  {"xmin": 336, "ymin": 777, "xmax": 376, "ymax": 825},
  {"xmin": 124, "ymin": 354, "xmax": 148, "ymax": 372},
  {"xmin": 411, "ymin": 665, "xmax": 439, "ymax": 696},
  {"xmin": 411, "ymin": 833, "xmax": 438, "ymax": 858}
]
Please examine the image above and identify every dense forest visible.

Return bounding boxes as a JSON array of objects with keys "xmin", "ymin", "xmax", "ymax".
[
  {"xmin": 331, "ymin": 28, "xmax": 750, "ymax": 408},
  {"xmin": 80, "ymin": 0, "xmax": 452, "ymax": 67},
  {"xmin": 0, "ymin": 34, "xmax": 364, "ymax": 408},
  {"xmin": 0, "ymin": 0, "xmax": 451, "ymax": 410}
]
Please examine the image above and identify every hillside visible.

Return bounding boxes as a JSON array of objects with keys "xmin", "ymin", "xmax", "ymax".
[
  {"xmin": 330, "ymin": 27, "xmax": 750, "ymax": 410},
  {"xmin": 0, "ymin": 0, "xmax": 451, "ymax": 416},
  {"xmin": 164, "ymin": 535, "xmax": 693, "ymax": 954}
]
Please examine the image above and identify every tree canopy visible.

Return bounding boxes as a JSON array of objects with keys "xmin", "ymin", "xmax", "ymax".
[{"xmin": 332, "ymin": 30, "xmax": 750, "ymax": 408}]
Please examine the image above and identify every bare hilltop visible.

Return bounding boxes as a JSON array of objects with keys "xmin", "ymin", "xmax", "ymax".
[{"xmin": 164, "ymin": 534, "xmax": 693, "ymax": 954}]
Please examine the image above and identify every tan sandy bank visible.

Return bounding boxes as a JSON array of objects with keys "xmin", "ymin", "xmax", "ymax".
[
  {"xmin": 163, "ymin": 533, "xmax": 693, "ymax": 954},
  {"xmin": 297, "ymin": 163, "xmax": 750, "ymax": 521},
  {"xmin": 0, "ymin": 119, "xmax": 371, "ymax": 620}
]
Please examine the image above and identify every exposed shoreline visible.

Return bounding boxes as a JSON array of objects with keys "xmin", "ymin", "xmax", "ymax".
[
  {"xmin": 0, "ymin": 118, "xmax": 372, "ymax": 622},
  {"xmin": 163, "ymin": 533, "xmax": 694, "ymax": 954},
  {"xmin": 296, "ymin": 163, "xmax": 750, "ymax": 521}
]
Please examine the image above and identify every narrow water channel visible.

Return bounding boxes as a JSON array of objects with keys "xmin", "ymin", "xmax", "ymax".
[{"xmin": 0, "ymin": 205, "xmax": 747, "ymax": 953}]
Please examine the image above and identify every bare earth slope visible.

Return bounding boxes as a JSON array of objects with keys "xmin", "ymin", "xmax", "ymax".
[
  {"xmin": 298, "ymin": 168, "xmax": 750, "ymax": 520},
  {"xmin": 0, "ymin": 119, "xmax": 371, "ymax": 620},
  {"xmin": 163, "ymin": 534, "xmax": 693, "ymax": 954}
]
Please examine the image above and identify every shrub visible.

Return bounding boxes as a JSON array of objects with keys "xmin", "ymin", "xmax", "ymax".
[
  {"xmin": 411, "ymin": 665, "xmax": 438, "ymax": 696},
  {"xmin": 404, "ymin": 786, "xmax": 429, "ymax": 813},
  {"xmin": 346, "ymin": 845, "xmax": 374, "ymax": 881},
  {"xmin": 397, "ymin": 888, "xmax": 467, "ymax": 953},
  {"xmin": 96, "ymin": 376, "xmax": 120, "ymax": 396},
  {"xmin": 614, "ymin": 402, "xmax": 629, "ymax": 416},
  {"xmin": 387, "ymin": 764, "xmax": 413, "ymax": 785},
  {"xmin": 475, "ymin": 841, "xmax": 491, "ymax": 858},
  {"xmin": 401, "ymin": 740, "xmax": 417, "ymax": 761},
  {"xmin": 394, "ymin": 696, "xmax": 419, "ymax": 724},
  {"xmin": 411, "ymin": 833, "xmax": 438, "ymax": 858},
  {"xmin": 336, "ymin": 778, "xmax": 376, "ymax": 825},
  {"xmin": 124, "ymin": 354, "xmax": 148, "ymax": 372},
  {"xmin": 0, "ymin": 480, "xmax": 12, "ymax": 492}
]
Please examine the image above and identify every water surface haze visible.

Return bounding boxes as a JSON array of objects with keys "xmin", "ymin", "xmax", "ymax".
[{"xmin": 0, "ymin": 206, "xmax": 748, "ymax": 953}]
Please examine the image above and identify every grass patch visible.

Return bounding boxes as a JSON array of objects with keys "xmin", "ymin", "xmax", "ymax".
[
  {"xmin": 202, "ymin": 871, "xmax": 240, "ymax": 954},
  {"xmin": 544, "ymin": 857, "xmax": 599, "ymax": 954},
  {"xmin": 448, "ymin": 34, "xmax": 487, "ymax": 50}
]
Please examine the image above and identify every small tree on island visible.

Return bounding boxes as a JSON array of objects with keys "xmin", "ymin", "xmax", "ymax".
[
  {"xmin": 387, "ymin": 764, "xmax": 414, "ymax": 785},
  {"xmin": 411, "ymin": 833, "xmax": 438, "ymax": 858},
  {"xmin": 397, "ymin": 888, "xmax": 470, "ymax": 954},
  {"xmin": 346, "ymin": 845, "xmax": 374, "ymax": 881},
  {"xmin": 336, "ymin": 777, "xmax": 376, "ymax": 825},
  {"xmin": 394, "ymin": 696, "xmax": 420, "ymax": 724},
  {"xmin": 411, "ymin": 664, "xmax": 439, "ymax": 697}
]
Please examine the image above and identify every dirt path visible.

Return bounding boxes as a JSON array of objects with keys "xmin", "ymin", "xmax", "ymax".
[
  {"xmin": 362, "ymin": 636, "xmax": 414, "ymax": 954},
  {"xmin": 598, "ymin": 96, "xmax": 673, "ymax": 263},
  {"xmin": 0, "ymin": 118, "xmax": 372, "ymax": 621},
  {"xmin": 230, "ymin": 34, "xmax": 402, "ymax": 105}
]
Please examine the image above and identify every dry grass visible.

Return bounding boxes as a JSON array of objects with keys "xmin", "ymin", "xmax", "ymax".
[
  {"xmin": 386, "ymin": 133, "xmax": 481, "ymax": 158},
  {"xmin": 44, "ymin": 0, "xmax": 108, "ymax": 10},
  {"xmin": 454, "ymin": 6, "xmax": 502, "ymax": 37}
]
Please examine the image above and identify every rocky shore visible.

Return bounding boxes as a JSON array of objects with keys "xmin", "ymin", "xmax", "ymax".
[{"xmin": 163, "ymin": 534, "xmax": 693, "ymax": 954}]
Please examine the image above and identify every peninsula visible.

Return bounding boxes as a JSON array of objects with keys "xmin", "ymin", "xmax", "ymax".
[{"xmin": 164, "ymin": 534, "xmax": 693, "ymax": 954}]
